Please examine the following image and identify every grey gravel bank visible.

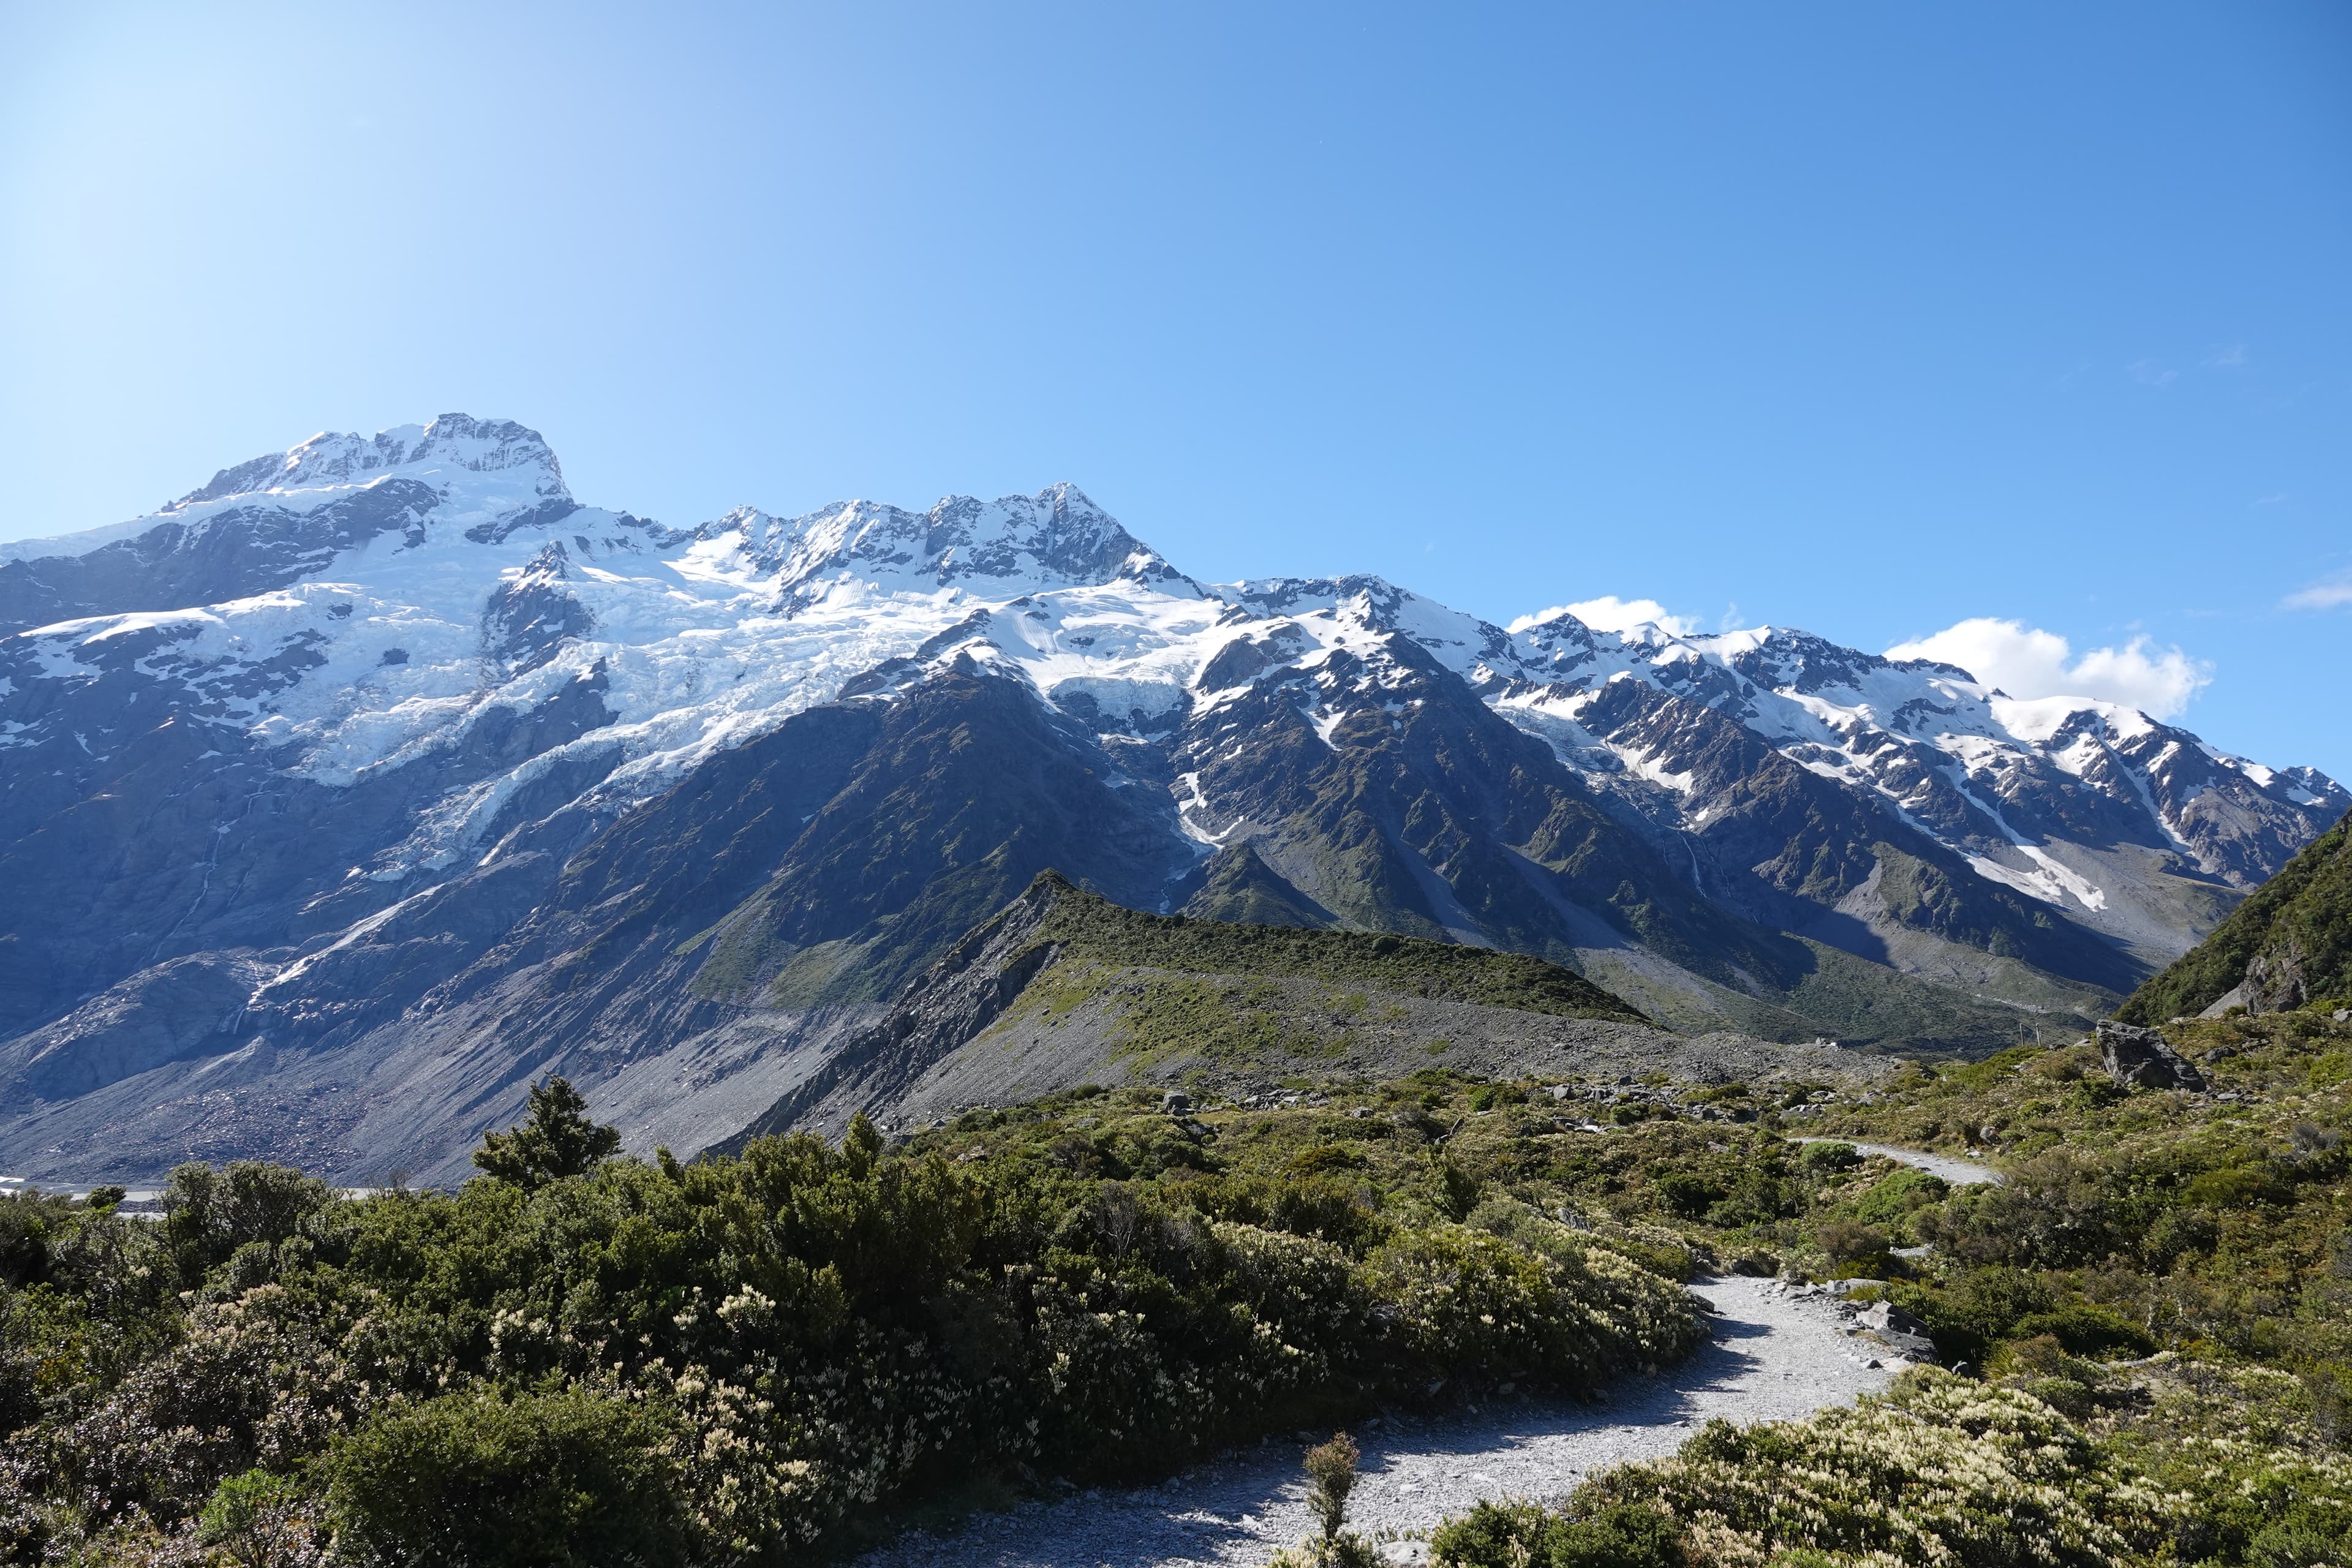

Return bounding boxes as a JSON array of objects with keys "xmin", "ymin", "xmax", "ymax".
[{"xmin": 857, "ymin": 1274, "xmax": 1899, "ymax": 1568}]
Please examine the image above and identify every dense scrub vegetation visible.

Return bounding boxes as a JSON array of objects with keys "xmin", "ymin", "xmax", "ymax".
[
  {"xmin": 7, "ymin": 993, "xmax": 2346, "ymax": 1566},
  {"xmin": 1427, "ymin": 1000, "xmax": 2352, "ymax": 1568},
  {"xmin": 1431, "ymin": 1361, "xmax": 2350, "ymax": 1568},
  {"xmin": 0, "ymin": 1076, "xmax": 1695, "ymax": 1564}
]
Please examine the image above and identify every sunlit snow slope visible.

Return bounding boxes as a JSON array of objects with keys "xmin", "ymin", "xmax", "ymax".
[{"xmin": 0, "ymin": 415, "xmax": 2340, "ymax": 1182}]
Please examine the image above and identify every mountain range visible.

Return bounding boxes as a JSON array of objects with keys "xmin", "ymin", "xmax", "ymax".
[{"xmin": 1, "ymin": 413, "xmax": 2341, "ymax": 1183}]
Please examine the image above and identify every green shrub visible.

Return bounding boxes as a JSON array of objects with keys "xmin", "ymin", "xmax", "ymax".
[
  {"xmin": 325, "ymin": 1387, "xmax": 695, "ymax": 1567},
  {"xmin": 1651, "ymin": 1172, "xmax": 1725, "ymax": 1219},
  {"xmin": 1432, "ymin": 1499, "xmax": 1685, "ymax": 1568},
  {"xmin": 1850, "ymin": 1167, "xmax": 1948, "ymax": 1238},
  {"xmin": 1814, "ymin": 1218, "xmax": 1890, "ymax": 1270},
  {"xmin": 1288, "ymin": 1144, "xmax": 1370, "ymax": 1175},
  {"xmin": 2008, "ymin": 1303, "xmax": 2156, "ymax": 1360},
  {"xmin": 1887, "ymin": 1267, "xmax": 2054, "ymax": 1367},
  {"xmin": 198, "ymin": 1469, "xmax": 315, "ymax": 1568},
  {"xmin": 1361, "ymin": 1223, "xmax": 1700, "ymax": 1387},
  {"xmin": 1605, "ymin": 1372, "xmax": 2143, "ymax": 1567},
  {"xmin": 1800, "ymin": 1140, "xmax": 1861, "ymax": 1173},
  {"xmin": 160, "ymin": 1161, "xmax": 336, "ymax": 1286},
  {"xmin": 0, "ymin": 1189, "xmax": 70, "ymax": 1288}
]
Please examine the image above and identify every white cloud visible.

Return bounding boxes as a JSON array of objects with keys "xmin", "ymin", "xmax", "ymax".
[
  {"xmin": 1885, "ymin": 617, "xmax": 2211, "ymax": 719},
  {"xmin": 2284, "ymin": 573, "xmax": 2352, "ymax": 612},
  {"xmin": 1509, "ymin": 595, "xmax": 1698, "ymax": 637}
]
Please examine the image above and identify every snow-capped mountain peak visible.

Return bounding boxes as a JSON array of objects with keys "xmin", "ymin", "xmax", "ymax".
[
  {"xmin": 0, "ymin": 413, "xmax": 571, "ymax": 567},
  {"xmin": 752, "ymin": 482, "xmax": 1197, "ymax": 611},
  {"xmin": 175, "ymin": 413, "xmax": 567, "ymax": 511}
]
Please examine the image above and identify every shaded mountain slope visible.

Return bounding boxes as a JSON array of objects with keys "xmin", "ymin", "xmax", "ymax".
[
  {"xmin": 1182, "ymin": 842, "xmax": 1335, "ymax": 928},
  {"xmin": 2114, "ymin": 810, "xmax": 2352, "ymax": 1022}
]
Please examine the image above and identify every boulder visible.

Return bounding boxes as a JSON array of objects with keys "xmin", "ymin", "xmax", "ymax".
[
  {"xmin": 1857, "ymin": 1300, "xmax": 1929, "ymax": 1336},
  {"xmin": 2097, "ymin": 1020, "xmax": 2209, "ymax": 1092},
  {"xmin": 1856, "ymin": 1300, "xmax": 1939, "ymax": 1362}
]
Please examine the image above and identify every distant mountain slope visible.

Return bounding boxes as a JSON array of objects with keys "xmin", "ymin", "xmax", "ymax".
[
  {"xmin": 720, "ymin": 872, "xmax": 1882, "ymax": 1142},
  {"xmin": 2114, "ymin": 810, "xmax": 2352, "ymax": 1022},
  {"xmin": 0, "ymin": 413, "xmax": 2339, "ymax": 1180}
]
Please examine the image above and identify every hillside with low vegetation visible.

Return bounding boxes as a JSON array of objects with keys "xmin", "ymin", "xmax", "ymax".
[
  {"xmin": 1425, "ymin": 997, "xmax": 2352, "ymax": 1568},
  {"xmin": 1034, "ymin": 878, "xmax": 1651, "ymax": 1023},
  {"xmin": 728, "ymin": 873, "xmax": 1883, "ymax": 1143},
  {"xmin": 2116, "ymin": 810, "xmax": 2352, "ymax": 1023}
]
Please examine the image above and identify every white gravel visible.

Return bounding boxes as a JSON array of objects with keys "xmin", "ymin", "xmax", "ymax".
[{"xmin": 858, "ymin": 1275, "xmax": 1899, "ymax": 1567}]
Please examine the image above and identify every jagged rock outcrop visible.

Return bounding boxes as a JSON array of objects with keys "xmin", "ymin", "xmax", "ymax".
[{"xmin": 2096, "ymin": 1019, "xmax": 2209, "ymax": 1092}]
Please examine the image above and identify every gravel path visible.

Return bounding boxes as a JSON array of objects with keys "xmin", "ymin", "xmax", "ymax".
[
  {"xmin": 1794, "ymin": 1138, "xmax": 2003, "ymax": 1186},
  {"xmin": 858, "ymin": 1275, "xmax": 1898, "ymax": 1567}
]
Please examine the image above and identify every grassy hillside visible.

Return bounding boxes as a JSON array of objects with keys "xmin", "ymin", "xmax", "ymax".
[
  {"xmin": 2116, "ymin": 810, "xmax": 2352, "ymax": 1023},
  {"xmin": 1032, "ymin": 873, "xmax": 1651, "ymax": 1025},
  {"xmin": 1180, "ymin": 841, "xmax": 1337, "ymax": 929}
]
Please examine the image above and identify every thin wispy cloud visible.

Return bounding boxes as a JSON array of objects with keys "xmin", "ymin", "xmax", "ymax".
[
  {"xmin": 2284, "ymin": 572, "xmax": 2352, "ymax": 612},
  {"xmin": 2128, "ymin": 358, "xmax": 2178, "ymax": 388},
  {"xmin": 1886, "ymin": 617, "xmax": 2210, "ymax": 719},
  {"xmin": 2204, "ymin": 343, "xmax": 2249, "ymax": 369}
]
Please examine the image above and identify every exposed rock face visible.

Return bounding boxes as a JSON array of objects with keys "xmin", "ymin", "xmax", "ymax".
[
  {"xmin": 2243, "ymin": 939, "xmax": 2316, "ymax": 1015},
  {"xmin": 717, "ymin": 873, "xmax": 1076, "ymax": 1145},
  {"xmin": 2096, "ymin": 1020, "xmax": 2209, "ymax": 1092}
]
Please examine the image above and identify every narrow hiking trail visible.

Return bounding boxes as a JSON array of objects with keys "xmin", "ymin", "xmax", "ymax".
[
  {"xmin": 1794, "ymin": 1138, "xmax": 2005, "ymax": 1186},
  {"xmin": 859, "ymin": 1274, "xmax": 1900, "ymax": 1568}
]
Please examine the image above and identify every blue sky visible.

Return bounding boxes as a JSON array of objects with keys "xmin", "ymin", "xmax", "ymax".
[{"xmin": 4, "ymin": 2, "xmax": 2347, "ymax": 782}]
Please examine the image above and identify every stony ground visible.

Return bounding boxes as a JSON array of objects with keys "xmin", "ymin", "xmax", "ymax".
[{"xmin": 858, "ymin": 1273, "xmax": 1899, "ymax": 1567}]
